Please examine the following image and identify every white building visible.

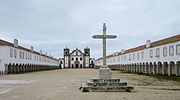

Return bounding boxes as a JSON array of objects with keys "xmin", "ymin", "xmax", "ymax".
[
  {"xmin": 63, "ymin": 47, "xmax": 94, "ymax": 68},
  {"xmin": 0, "ymin": 39, "xmax": 59, "ymax": 75},
  {"xmin": 95, "ymin": 34, "xmax": 180, "ymax": 76}
]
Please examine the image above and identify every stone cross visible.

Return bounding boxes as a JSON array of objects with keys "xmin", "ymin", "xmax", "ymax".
[{"xmin": 92, "ymin": 23, "xmax": 117, "ymax": 65}]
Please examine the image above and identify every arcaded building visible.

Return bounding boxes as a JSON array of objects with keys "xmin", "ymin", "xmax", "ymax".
[
  {"xmin": 95, "ymin": 34, "xmax": 180, "ymax": 76},
  {"xmin": 0, "ymin": 39, "xmax": 59, "ymax": 75}
]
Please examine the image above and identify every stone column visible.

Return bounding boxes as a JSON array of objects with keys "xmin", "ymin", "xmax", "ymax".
[
  {"xmin": 4, "ymin": 64, "xmax": 8, "ymax": 75},
  {"xmin": 162, "ymin": 65, "xmax": 164, "ymax": 75},
  {"xmin": 144, "ymin": 64, "xmax": 147, "ymax": 74},
  {"xmin": 156, "ymin": 64, "xmax": 158, "ymax": 74},
  {"xmin": 175, "ymin": 64, "xmax": 177, "ymax": 76},
  {"xmin": 152, "ymin": 64, "xmax": 155, "ymax": 75},
  {"xmin": 168, "ymin": 64, "xmax": 171, "ymax": 76}
]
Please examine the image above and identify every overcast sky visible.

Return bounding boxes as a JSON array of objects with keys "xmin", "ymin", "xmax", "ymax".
[{"xmin": 0, "ymin": 0, "xmax": 180, "ymax": 59}]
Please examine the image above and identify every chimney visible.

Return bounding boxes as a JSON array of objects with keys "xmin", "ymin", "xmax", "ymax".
[
  {"xmin": 146, "ymin": 40, "xmax": 151, "ymax": 48},
  {"xmin": 14, "ymin": 39, "xmax": 18, "ymax": 47},
  {"xmin": 121, "ymin": 49, "xmax": 126, "ymax": 54},
  {"xmin": 40, "ymin": 50, "xmax": 42, "ymax": 55},
  {"xmin": 113, "ymin": 51, "xmax": 118, "ymax": 56},
  {"xmin": 30, "ymin": 46, "xmax": 34, "ymax": 52}
]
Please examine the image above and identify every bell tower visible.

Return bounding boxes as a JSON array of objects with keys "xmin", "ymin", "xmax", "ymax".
[
  {"xmin": 84, "ymin": 47, "xmax": 90, "ymax": 68},
  {"xmin": 64, "ymin": 47, "xmax": 70, "ymax": 68}
]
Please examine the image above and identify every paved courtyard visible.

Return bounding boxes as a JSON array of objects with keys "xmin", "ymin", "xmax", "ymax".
[{"xmin": 0, "ymin": 69, "xmax": 180, "ymax": 100}]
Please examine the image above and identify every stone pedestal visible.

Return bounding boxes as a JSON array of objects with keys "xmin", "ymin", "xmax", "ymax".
[
  {"xmin": 80, "ymin": 65, "xmax": 134, "ymax": 92},
  {"xmin": 99, "ymin": 65, "xmax": 111, "ymax": 79}
]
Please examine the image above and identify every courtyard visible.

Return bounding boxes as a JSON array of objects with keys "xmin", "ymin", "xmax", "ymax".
[{"xmin": 0, "ymin": 69, "xmax": 180, "ymax": 100}]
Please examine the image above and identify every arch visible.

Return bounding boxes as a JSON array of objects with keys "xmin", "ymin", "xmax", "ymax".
[
  {"xmin": 131, "ymin": 64, "xmax": 134, "ymax": 72},
  {"xmin": 90, "ymin": 60, "xmax": 94, "ymax": 68},
  {"xmin": 18, "ymin": 64, "xmax": 20, "ymax": 73},
  {"xmin": 157, "ymin": 62, "xmax": 162, "ymax": 74},
  {"xmin": 177, "ymin": 61, "xmax": 180, "ymax": 76},
  {"xmin": 80, "ymin": 64, "xmax": 82, "ymax": 68},
  {"xmin": 12, "ymin": 63, "xmax": 16, "ymax": 74},
  {"xmin": 123, "ymin": 64, "xmax": 125, "ymax": 71},
  {"xmin": 139, "ymin": 63, "xmax": 142, "ymax": 73},
  {"xmin": 136, "ymin": 63, "xmax": 139, "ymax": 73},
  {"xmin": 126, "ymin": 64, "xmax": 129, "ymax": 72},
  {"xmin": 146, "ymin": 62, "xmax": 149, "ymax": 74},
  {"xmin": 8, "ymin": 63, "xmax": 12, "ymax": 74},
  {"xmin": 24, "ymin": 64, "xmax": 26, "ymax": 72},
  {"xmin": 23, "ymin": 64, "xmax": 27, "ymax": 73},
  {"xmin": 134, "ymin": 63, "xmax": 137, "ymax": 73},
  {"xmin": 149, "ymin": 62, "xmax": 153, "ymax": 74},
  {"xmin": 163, "ymin": 62, "xmax": 168, "ymax": 75},
  {"xmin": 15, "ymin": 63, "xmax": 19, "ymax": 73},
  {"xmin": 169, "ymin": 61, "xmax": 175, "ymax": 75},
  {"xmin": 142, "ymin": 63, "xmax": 145, "ymax": 73},
  {"xmin": 121, "ymin": 64, "xmax": 124, "ymax": 71},
  {"xmin": 72, "ymin": 64, "xmax": 74, "ymax": 68},
  {"xmin": 153, "ymin": 62, "xmax": 157, "ymax": 74},
  {"xmin": 20, "ymin": 64, "xmax": 24, "ymax": 73}
]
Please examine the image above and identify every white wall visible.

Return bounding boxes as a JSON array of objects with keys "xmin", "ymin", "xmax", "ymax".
[
  {"xmin": 64, "ymin": 56, "xmax": 69, "ymax": 68},
  {"xmin": 95, "ymin": 41, "xmax": 180, "ymax": 66},
  {"xmin": 85, "ymin": 56, "xmax": 90, "ymax": 68},
  {"xmin": 70, "ymin": 56, "xmax": 84, "ymax": 67},
  {"xmin": 0, "ymin": 45, "xmax": 59, "ymax": 72}
]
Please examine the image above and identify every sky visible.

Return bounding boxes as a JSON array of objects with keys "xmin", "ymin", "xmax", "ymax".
[{"xmin": 0, "ymin": 0, "xmax": 180, "ymax": 59}]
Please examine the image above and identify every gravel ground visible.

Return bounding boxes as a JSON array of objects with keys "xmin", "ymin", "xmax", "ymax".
[{"xmin": 0, "ymin": 69, "xmax": 180, "ymax": 100}]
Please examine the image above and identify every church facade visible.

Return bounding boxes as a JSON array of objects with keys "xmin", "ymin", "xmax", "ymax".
[{"xmin": 63, "ymin": 47, "xmax": 94, "ymax": 68}]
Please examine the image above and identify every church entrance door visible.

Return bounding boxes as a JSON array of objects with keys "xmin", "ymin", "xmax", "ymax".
[{"xmin": 75, "ymin": 64, "xmax": 79, "ymax": 68}]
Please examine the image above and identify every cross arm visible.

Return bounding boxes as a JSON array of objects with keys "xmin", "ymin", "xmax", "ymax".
[
  {"xmin": 105, "ymin": 35, "xmax": 117, "ymax": 39},
  {"xmin": 92, "ymin": 35, "xmax": 104, "ymax": 39},
  {"xmin": 92, "ymin": 35, "xmax": 117, "ymax": 39}
]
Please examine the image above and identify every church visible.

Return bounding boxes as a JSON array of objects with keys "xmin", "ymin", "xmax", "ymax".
[{"xmin": 62, "ymin": 47, "xmax": 94, "ymax": 68}]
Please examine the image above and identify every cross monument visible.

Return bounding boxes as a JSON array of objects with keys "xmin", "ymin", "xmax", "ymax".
[
  {"xmin": 92, "ymin": 23, "xmax": 117, "ymax": 79},
  {"xmin": 79, "ymin": 23, "xmax": 133, "ymax": 92}
]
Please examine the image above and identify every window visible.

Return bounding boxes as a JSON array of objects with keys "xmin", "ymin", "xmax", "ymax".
[
  {"xmin": 133, "ymin": 53, "xmax": 135, "ymax": 60},
  {"xmin": 176, "ymin": 44, "xmax": 180, "ymax": 55},
  {"xmin": 80, "ymin": 58, "xmax": 82, "ymax": 61},
  {"xmin": 39, "ymin": 57, "xmax": 41, "ymax": 61},
  {"xmin": 156, "ymin": 48, "xmax": 160, "ymax": 57},
  {"xmin": 25, "ymin": 53, "xmax": 27, "ymax": 60},
  {"xmin": 163, "ymin": 47, "xmax": 167, "ymax": 57},
  {"xmin": 137, "ymin": 52, "xmax": 139, "ymax": 59},
  {"xmin": 22, "ymin": 52, "xmax": 24, "ymax": 59},
  {"xmin": 113, "ymin": 58, "xmax": 115, "ymax": 62},
  {"xmin": 14, "ymin": 49, "xmax": 17, "ymax": 58},
  {"xmin": 72, "ymin": 58, "xmax": 74, "ymax": 61},
  {"xmin": 150, "ymin": 50, "xmax": 153, "ymax": 58},
  {"xmin": 124, "ymin": 55, "xmax": 126, "ymax": 61},
  {"xmin": 10, "ymin": 48, "xmax": 13, "ymax": 57},
  {"xmin": 129, "ymin": 54, "xmax": 131, "ymax": 61},
  {"xmin": 34, "ymin": 55, "xmax": 36, "ymax": 61},
  {"xmin": 76, "ymin": 58, "xmax": 78, "ymax": 60},
  {"xmin": 110, "ymin": 58, "xmax": 112, "ymax": 63},
  {"xmin": 118, "ymin": 56, "xmax": 120, "ymax": 62},
  {"xmin": 141, "ymin": 51, "xmax": 144, "ymax": 59},
  {"xmin": 169, "ymin": 46, "xmax": 174, "ymax": 56}
]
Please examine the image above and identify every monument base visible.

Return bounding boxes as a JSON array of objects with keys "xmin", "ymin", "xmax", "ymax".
[
  {"xmin": 80, "ymin": 65, "xmax": 134, "ymax": 92},
  {"xmin": 99, "ymin": 65, "xmax": 111, "ymax": 79}
]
